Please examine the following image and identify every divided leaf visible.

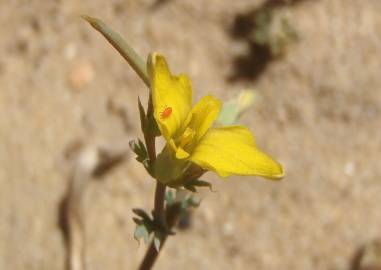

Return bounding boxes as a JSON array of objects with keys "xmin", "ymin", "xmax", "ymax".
[
  {"xmin": 129, "ymin": 139, "xmax": 153, "ymax": 176},
  {"xmin": 134, "ymin": 224, "xmax": 150, "ymax": 244},
  {"xmin": 132, "ymin": 208, "xmax": 151, "ymax": 222},
  {"xmin": 129, "ymin": 139, "xmax": 148, "ymax": 162}
]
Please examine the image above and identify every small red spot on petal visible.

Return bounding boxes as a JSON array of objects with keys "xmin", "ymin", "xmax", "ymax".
[{"xmin": 160, "ymin": 106, "xmax": 172, "ymax": 120}]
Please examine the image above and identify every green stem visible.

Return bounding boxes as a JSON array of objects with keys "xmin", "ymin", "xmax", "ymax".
[
  {"xmin": 140, "ymin": 93, "xmax": 168, "ymax": 270},
  {"xmin": 153, "ymin": 182, "xmax": 166, "ymax": 225}
]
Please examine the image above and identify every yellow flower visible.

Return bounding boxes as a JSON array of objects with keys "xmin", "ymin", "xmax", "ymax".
[{"xmin": 148, "ymin": 53, "xmax": 284, "ymax": 184}]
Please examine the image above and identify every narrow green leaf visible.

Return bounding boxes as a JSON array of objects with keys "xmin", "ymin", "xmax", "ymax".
[
  {"xmin": 138, "ymin": 97, "xmax": 147, "ymax": 133},
  {"xmin": 191, "ymin": 180, "xmax": 211, "ymax": 187},
  {"xmin": 184, "ymin": 184, "xmax": 197, "ymax": 193},
  {"xmin": 82, "ymin": 15, "xmax": 150, "ymax": 87},
  {"xmin": 184, "ymin": 179, "xmax": 213, "ymax": 192},
  {"xmin": 147, "ymin": 113, "xmax": 161, "ymax": 137},
  {"xmin": 132, "ymin": 208, "xmax": 151, "ymax": 222},
  {"xmin": 194, "ymin": 180, "xmax": 213, "ymax": 192},
  {"xmin": 132, "ymin": 217, "xmax": 142, "ymax": 225}
]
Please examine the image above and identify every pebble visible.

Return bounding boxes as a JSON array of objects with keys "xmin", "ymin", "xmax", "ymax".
[{"xmin": 68, "ymin": 62, "xmax": 94, "ymax": 90}]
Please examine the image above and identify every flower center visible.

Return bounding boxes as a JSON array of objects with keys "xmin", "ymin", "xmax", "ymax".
[{"xmin": 178, "ymin": 127, "xmax": 195, "ymax": 149}]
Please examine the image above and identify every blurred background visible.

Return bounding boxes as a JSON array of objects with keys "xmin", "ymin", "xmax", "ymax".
[{"xmin": 1, "ymin": 0, "xmax": 380, "ymax": 269}]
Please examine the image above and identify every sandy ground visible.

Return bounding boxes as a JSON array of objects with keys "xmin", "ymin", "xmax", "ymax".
[{"xmin": 1, "ymin": 0, "xmax": 381, "ymax": 269}]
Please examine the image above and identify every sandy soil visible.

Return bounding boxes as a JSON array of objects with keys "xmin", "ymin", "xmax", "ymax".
[{"xmin": 1, "ymin": 0, "xmax": 380, "ymax": 269}]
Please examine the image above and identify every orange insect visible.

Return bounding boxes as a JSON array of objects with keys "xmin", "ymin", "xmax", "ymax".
[{"xmin": 160, "ymin": 106, "xmax": 172, "ymax": 120}]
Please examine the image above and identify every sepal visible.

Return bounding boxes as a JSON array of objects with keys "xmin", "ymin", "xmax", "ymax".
[{"xmin": 184, "ymin": 179, "xmax": 213, "ymax": 193}]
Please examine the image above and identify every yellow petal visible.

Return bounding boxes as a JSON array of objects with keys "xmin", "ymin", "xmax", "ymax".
[
  {"xmin": 148, "ymin": 53, "xmax": 192, "ymax": 141},
  {"xmin": 189, "ymin": 126, "xmax": 284, "ymax": 179},
  {"xmin": 183, "ymin": 95, "xmax": 222, "ymax": 144},
  {"xmin": 176, "ymin": 147, "xmax": 190, "ymax": 159}
]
